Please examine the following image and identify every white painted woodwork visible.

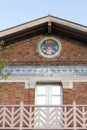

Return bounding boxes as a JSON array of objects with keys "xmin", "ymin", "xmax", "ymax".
[
  {"xmin": 0, "ymin": 102, "xmax": 87, "ymax": 129},
  {"xmin": 35, "ymin": 84, "xmax": 62, "ymax": 105},
  {"xmin": 0, "ymin": 16, "xmax": 87, "ymax": 37}
]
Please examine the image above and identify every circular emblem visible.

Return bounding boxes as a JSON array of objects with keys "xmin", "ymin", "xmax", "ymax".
[{"xmin": 38, "ymin": 37, "xmax": 62, "ymax": 58}]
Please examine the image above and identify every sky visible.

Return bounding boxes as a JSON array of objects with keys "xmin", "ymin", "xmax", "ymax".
[{"xmin": 0, "ymin": 0, "xmax": 87, "ymax": 31}]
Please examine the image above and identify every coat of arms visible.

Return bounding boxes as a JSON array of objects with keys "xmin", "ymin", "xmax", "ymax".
[
  {"xmin": 38, "ymin": 37, "xmax": 62, "ymax": 58},
  {"xmin": 41, "ymin": 39, "xmax": 59, "ymax": 55}
]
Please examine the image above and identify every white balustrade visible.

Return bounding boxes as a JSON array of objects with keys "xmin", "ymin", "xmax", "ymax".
[{"xmin": 0, "ymin": 101, "xmax": 87, "ymax": 130}]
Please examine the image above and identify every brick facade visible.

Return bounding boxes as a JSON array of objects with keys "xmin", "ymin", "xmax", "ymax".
[
  {"xmin": 64, "ymin": 82, "xmax": 87, "ymax": 104},
  {"xmin": 0, "ymin": 82, "xmax": 87, "ymax": 105},
  {"xmin": 0, "ymin": 34, "xmax": 87, "ymax": 105},
  {"xmin": 0, "ymin": 83, "xmax": 35, "ymax": 105},
  {"xmin": 1, "ymin": 34, "xmax": 87, "ymax": 66}
]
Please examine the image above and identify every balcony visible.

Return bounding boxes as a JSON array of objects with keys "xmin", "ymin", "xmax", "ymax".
[{"xmin": 0, "ymin": 101, "xmax": 87, "ymax": 130}]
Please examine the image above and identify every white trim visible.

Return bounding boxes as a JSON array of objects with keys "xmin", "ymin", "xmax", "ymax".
[
  {"xmin": 0, "ymin": 16, "xmax": 87, "ymax": 37},
  {"xmin": 62, "ymin": 82, "xmax": 73, "ymax": 89},
  {"xmin": 0, "ymin": 79, "xmax": 30, "ymax": 89},
  {"xmin": 0, "ymin": 17, "xmax": 49, "ymax": 37},
  {"xmin": 51, "ymin": 16, "xmax": 87, "ymax": 32},
  {"xmin": 6, "ymin": 75, "xmax": 87, "ymax": 82},
  {"xmin": 35, "ymin": 83, "xmax": 63, "ymax": 105},
  {"xmin": 0, "ymin": 75, "xmax": 87, "ymax": 89},
  {"xmin": 0, "ymin": 80, "xmax": 27, "ymax": 82}
]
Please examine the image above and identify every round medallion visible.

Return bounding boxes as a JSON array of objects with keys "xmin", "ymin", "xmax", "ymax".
[{"xmin": 38, "ymin": 37, "xmax": 62, "ymax": 58}]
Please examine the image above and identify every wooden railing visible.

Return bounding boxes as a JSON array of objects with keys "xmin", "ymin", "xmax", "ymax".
[{"xmin": 0, "ymin": 101, "xmax": 87, "ymax": 130}]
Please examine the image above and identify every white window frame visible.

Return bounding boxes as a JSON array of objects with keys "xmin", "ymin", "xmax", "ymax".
[{"xmin": 35, "ymin": 82, "xmax": 63, "ymax": 105}]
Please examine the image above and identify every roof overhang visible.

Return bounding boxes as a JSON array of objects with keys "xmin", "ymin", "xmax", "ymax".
[{"xmin": 0, "ymin": 15, "xmax": 87, "ymax": 43}]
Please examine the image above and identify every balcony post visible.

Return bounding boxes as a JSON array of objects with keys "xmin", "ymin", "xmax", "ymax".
[
  {"xmin": 19, "ymin": 101, "xmax": 24, "ymax": 130},
  {"xmin": 73, "ymin": 101, "xmax": 77, "ymax": 130}
]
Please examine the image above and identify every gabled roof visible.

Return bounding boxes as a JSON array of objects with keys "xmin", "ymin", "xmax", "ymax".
[{"xmin": 0, "ymin": 15, "xmax": 87, "ymax": 43}]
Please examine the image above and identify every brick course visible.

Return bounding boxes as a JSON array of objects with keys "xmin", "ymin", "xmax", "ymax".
[
  {"xmin": 0, "ymin": 34, "xmax": 87, "ymax": 105},
  {"xmin": 0, "ymin": 34, "xmax": 87, "ymax": 66},
  {"xmin": 0, "ymin": 83, "xmax": 35, "ymax": 105},
  {"xmin": 0, "ymin": 82, "xmax": 87, "ymax": 105},
  {"xmin": 63, "ymin": 82, "xmax": 87, "ymax": 104}
]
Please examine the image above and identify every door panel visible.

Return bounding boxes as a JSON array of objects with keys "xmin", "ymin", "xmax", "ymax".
[
  {"xmin": 35, "ymin": 83, "xmax": 62, "ymax": 105},
  {"xmin": 35, "ymin": 83, "xmax": 63, "ymax": 128}
]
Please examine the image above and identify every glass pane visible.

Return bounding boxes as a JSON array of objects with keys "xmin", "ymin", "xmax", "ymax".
[
  {"xmin": 52, "ymin": 86, "xmax": 61, "ymax": 95},
  {"xmin": 52, "ymin": 96, "xmax": 61, "ymax": 105},
  {"xmin": 37, "ymin": 96, "xmax": 46, "ymax": 105},
  {"xmin": 37, "ymin": 86, "xmax": 46, "ymax": 95}
]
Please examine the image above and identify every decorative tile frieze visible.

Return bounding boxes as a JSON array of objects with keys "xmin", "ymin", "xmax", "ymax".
[{"xmin": 2, "ymin": 66, "xmax": 87, "ymax": 77}]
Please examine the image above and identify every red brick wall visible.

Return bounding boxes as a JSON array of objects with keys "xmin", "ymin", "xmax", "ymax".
[
  {"xmin": 63, "ymin": 82, "xmax": 87, "ymax": 104},
  {"xmin": 0, "ymin": 82, "xmax": 87, "ymax": 105},
  {"xmin": 0, "ymin": 82, "xmax": 35, "ymax": 105},
  {"xmin": 0, "ymin": 34, "xmax": 87, "ymax": 66},
  {"xmin": 0, "ymin": 34, "xmax": 87, "ymax": 105}
]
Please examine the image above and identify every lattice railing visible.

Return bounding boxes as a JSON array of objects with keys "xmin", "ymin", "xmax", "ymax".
[{"xmin": 0, "ymin": 102, "xmax": 87, "ymax": 130}]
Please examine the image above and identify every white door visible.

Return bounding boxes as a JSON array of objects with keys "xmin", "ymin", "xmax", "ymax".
[
  {"xmin": 35, "ymin": 83, "xmax": 63, "ymax": 128},
  {"xmin": 35, "ymin": 83, "xmax": 62, "ymax": 105}
]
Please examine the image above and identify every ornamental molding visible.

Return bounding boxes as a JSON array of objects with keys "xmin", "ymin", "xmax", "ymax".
[{"xmin": 3, "ymin": 66, "xmax": 87, "ymax": 77}]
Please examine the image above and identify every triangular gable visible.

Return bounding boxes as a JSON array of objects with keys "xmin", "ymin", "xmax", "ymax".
[{"xmin": 0, "ymin": 15, "xmax": 87, "ymax": 43}]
